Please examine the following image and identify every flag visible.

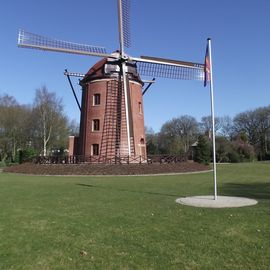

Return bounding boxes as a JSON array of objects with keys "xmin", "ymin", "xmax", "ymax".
[{"xmin": 204, "ymin": 42, "xmax": 211, "ymax": 87}]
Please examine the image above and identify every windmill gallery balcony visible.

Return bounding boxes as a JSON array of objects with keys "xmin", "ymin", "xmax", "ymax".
[{"xmin": 34, "ymin": 154, "xmax": 188, "ymax": 165}]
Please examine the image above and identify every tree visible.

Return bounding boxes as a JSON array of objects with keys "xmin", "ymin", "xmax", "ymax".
[
  {"xmin": 194, "ymin": 135, "xmax": 211, "ymax": 164},
  {"xmin": 68, "ymin": 119, "xmax": 80, "ymax": 137},
  {"xmin": 255, "ymin": 107, "xmax": 270, "ymax": 159},
  {"xmin": 159, "ymin": 115, "xmax": 199, "ymax": 154},
  {"xmin": 232, "ymin": 133, "xmax": 255, "ymax": 162},
  {"xmin": 199, "ymin": 116, "xmax": 221, "ymax": 138},
  {"xmin": 215, "ymin": 136, "xmax": 233, "ymax": 163},
  {"xmin": 233, "ymin": 110, "xmax": 259, "ymax": 146},
  {"xmin": 234, "ymin": 106, "xmax": 270, "ymax": 159},
  {"xmin": 0, "ymin": 94, "xmax": 32, "ymax": 162},
  {"xmin": 219, "ymin": 116, "xmax": 234, "ymax": 139},
  {"xmin": 145, "ymin": 127, "xmax": 159, "ymax": 155},
  {"xmin": 158, "ymin": 130, "xmax": 184, "ymax": 155},
  {"xmin": 31, "ymin": 86, "xmax": 69, "ymax": 156}
]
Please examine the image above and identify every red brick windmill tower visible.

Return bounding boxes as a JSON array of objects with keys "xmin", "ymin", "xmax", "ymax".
[
  {"xmin": 77, "ymin": 53, "xmax": 146, "ymax": 161},
  {"xmin": 18, "ymin": 0, "xmax": 205, "ymax": 162}
]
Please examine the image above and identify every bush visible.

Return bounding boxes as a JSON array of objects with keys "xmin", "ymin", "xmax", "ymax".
[
  {"xmin": 0, "ymin": 160, "xmax": 7, "ymax": 167},
  {"xmin": 228, "ymin": 151, "xmax": 241, "ymax": 163},
  {"xmin": 16, "ymin": 148, "xmax": 37, "ymax": 164},
  {"xmin": 263, "ymin": 152, "xmax": 270, "ymax": 160},
  {"xmin": 194, "ymin": 135, "xmax": 211, "ymax": 164},
  {"xmin": 215, "ymin": 137, "xmax": 232, "ymax": 163},
  {"xmin": 232, "ymin": 135, "xmax": 256, "ymax": 162}
]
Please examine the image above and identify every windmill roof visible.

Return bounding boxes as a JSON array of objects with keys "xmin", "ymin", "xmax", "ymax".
[
  {"xmin": 80, "ymin": 58, "xmax": 108, "ymax": 84},
  {"xmin": 80, "ymin": 54, "xmax": 143, "ymax": 86}
]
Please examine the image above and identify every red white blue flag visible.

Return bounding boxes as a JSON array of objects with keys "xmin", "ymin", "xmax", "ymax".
[{"xmin": 204, "ymin": 43, "xmax": 211, "ymax": 87}]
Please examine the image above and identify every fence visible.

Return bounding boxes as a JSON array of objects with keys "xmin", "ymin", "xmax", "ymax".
[{"xmin": 34, "ymin": 154, "xmax": 188, "ymax": 165}]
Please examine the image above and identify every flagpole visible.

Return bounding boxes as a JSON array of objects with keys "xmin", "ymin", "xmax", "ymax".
[{"xmin": 207, "ymin": 38, "xmax": 217, "ymax": 200}]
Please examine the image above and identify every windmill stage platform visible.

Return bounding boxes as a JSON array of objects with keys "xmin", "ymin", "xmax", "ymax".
[{"xmin": 3, "ymin": 161, "xmax": 210, "ymax": 176}]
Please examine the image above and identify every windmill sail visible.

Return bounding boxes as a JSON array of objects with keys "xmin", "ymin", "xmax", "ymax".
[
  {"xmin": 121, "ymin": 0, "xmax": 131, "ymax": 48},
  {"xmin": 118, "ymin": 0, "xmax": 131, "ymax": 54},
  {"xmin": 117, "ymin": 0, "xmax": 132, "ymax": 155},
  {"xmin": 132, "ymin": 56, "xmax": 204, "ymax": 81},
  {"xmin": 18, "ymin": 0, "xmax": 207, "ymax": 162},
  {"xmin": 136, "ymin": 61, "xmax": 204, "ymax": 81},
  {"xmin": 18, "ymin": 29, "xmax": 111, "ymax": 58}
]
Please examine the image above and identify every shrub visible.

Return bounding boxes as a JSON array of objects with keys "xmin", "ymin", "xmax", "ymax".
[
  {"xmin": 194, "ymin": 135, "xmax": 211, "ymax": 164},
  {"xmin": 0, "ymin": 160, "xmax": 7, "ymax": 167},
  {"xmin": 16, "ymin": 148, "xmax": 38, "ymax": 164},
  {"xmin": 228, "ymin": 150, "xmax": 241, "ymax": 163}
]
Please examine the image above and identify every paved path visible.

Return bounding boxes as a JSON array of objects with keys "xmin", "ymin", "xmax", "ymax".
[{"xmin": 176, "ymin": 195, "xmax": 258, "ymax": 208}]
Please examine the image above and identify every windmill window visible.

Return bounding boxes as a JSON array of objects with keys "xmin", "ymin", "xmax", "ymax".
[
  {"xmin": 92, "ymin": 144, "xmax": 99, "ymax": 156},
  {"xmin": 138, "ymin": 102, "xmax": 142, "ymax": 114},
  {"xmin": 92, "ymin": 119, "xmax": 100, "ymax": 131},
  {"xmin": 93, "ymin": 94, "xmax": 101, "ymax": 106}
]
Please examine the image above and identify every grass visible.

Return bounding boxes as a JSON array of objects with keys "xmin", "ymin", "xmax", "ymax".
[{"xmin": 0, "ymin": 163, "xmax": 269, "ymax": 269}]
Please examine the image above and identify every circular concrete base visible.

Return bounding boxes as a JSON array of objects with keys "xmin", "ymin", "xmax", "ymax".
[{"xmin": 176, "ymin": 196, "xmax": 257, "ymax": 208}]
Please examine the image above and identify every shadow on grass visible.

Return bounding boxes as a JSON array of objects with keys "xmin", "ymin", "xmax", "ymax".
[
  {"xmin": 221, "ymin": 182, "xmax": 270, "ymax": 200},
  {"xmin": 77, "ymin": 183, "xmax": 179, "ymax": 198}
]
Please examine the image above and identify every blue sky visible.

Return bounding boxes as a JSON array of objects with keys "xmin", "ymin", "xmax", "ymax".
[{"xmin": 1, "ymin": 0, "xmax": 269, "ymax": 131}]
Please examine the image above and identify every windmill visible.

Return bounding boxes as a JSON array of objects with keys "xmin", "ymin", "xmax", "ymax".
[{"xmin": 18, "ymin": 0, "xmax": 205, "ymax": 163}]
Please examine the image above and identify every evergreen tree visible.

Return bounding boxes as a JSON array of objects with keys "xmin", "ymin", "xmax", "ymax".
[{"xmin": 195, "ymin": 135, "xmax": 211, "ymax": 164}]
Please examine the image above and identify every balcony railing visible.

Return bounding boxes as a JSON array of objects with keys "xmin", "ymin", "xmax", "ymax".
[{"xmin": 33, "ymin": 154, "xmax": 188, "ymax": 165}]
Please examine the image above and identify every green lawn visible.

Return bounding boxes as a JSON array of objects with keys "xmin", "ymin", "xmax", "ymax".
[{"xmin": 0, "ymin": 163, "xmax": 269, "ymax": 270}]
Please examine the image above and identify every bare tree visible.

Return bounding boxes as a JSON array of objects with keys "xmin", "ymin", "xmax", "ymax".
[
  {"xmin": 160, "ymin": 115, "xmax": 199, "ymax": 153},
  {"xmin": 68, "ymin": 119, "xmax": 80, "ymax": 137},
  {"xmin": 233, "ymin": 106, "xmax": 270, "ymax": 159},
  {"xmin": 145, "ymin": 126, "xmax": 159, "ymax": 155},
  {"xmin": 32, "ymin": 86, "xmax": 68, "ymax": 156},
  {"xmin": 0, "ymin": 94, "xmax": 32, "ymax": 161},
  {"xmin": 233, "ymin": 110, "xmax": 259, "ymax": 146},
  {"xmin": 219, "ymin": 116, "xmax": 234, "ymax": 139},
  {"xmin": 199, "ymin": 116, "xmax": 221, "ymax": 138},
  {"xmin": 254, "ymin": 106, "xmax": 270, "ymax": 158}
]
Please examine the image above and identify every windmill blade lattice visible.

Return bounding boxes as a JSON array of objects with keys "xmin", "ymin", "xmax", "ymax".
[
  {"xmin": 136, "ymin": 61, "xmax": 204, "ymax": 81},
  {"xmin": 132, "ymin": 56, "xmax": 204, "ymax": 80},
  {"xmin": 121, "ymin": 0, "xmax": 131, "ymax": 48},
  {"xmin": 18, "ymin": 29, "xmax": 110, "ymax": 58},
  {"xmin": 17, "ymin": 0, "xmax": 207, "ymax": 161}
]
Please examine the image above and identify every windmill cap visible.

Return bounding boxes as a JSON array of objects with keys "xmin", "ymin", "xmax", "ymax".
[{"xmin": 80, "ymin": 54, "xmax": 143, "ymax": 86}]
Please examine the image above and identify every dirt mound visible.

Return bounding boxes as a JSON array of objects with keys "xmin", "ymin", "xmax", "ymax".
[{"xmin": 3, "ymin": 162, "xmax": 210, "ymax": 175}]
